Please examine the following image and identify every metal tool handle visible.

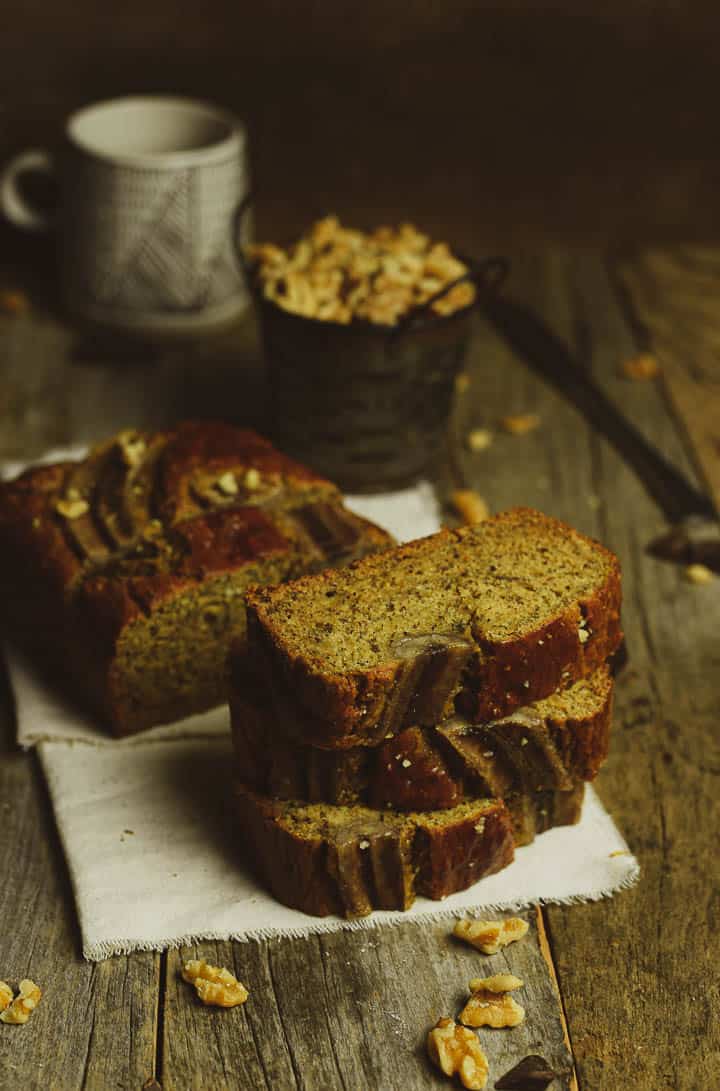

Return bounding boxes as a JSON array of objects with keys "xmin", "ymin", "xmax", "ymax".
[{"xmin": 485, "ymin": 295, "xmax": 716, "ymax": 522}]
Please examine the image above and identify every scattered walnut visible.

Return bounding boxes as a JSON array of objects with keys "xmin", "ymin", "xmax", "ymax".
[
  {"xmin": 55, "ymin": 497, "xmax": 89, "ymax": 519},
  {"xmin": 467, "ymin": 973, "xmax": 523, "ymax": 993},
  {"xmin": 249, "ymin": 217, "xmax": 476, "ymax": 327},
  {"xmin": 451, "ymin": 489, "xmax": 489, "ymax": 525},
  {"xmin": 500, "ymin": 413, "xmax": 540, "ymax": 435},
  {"xmin": 621, "ymin": 353, "xmax": 660, "ymax": 380},
  {"xmin": 0, "ymin": 290, "xmax": 30, "ymax": 315},
  {"xmin": 181, "ymin": 959, "xmax": 248, "ymax": 1008},
  {"xmin": 578, "ymin": 626, "xmax": 590, "ymax": 643},
  {"xmin": 460, "ymin": 987, "xmax": 525, "ymax": 1029},
  {"xmin": 466, "ymin": 428, "xmax": 493, "ymax": 453},
  {"xmin": 427, "ymin": 1017, "xmax": 489, "ymax": 1090},
  {"xmin": 216, "ymin": 471, "xmax": 239, "ymax": 496},
  {"xmin": 142, "ymin": 518, "xmax": 164, "ymax": 541},
  {"xmin": 244, "ymin": 468, "xmax": 261, "ymax": 491},
  {"xmin": 116, "ymin": 430, "xmax": 146, "ymax": 468},
  {"xmin": 0, "ymin": 979, "xmax": 42, "ymax": 1025},
  {"xmin": 453, "ymin": 916, "xmax": 529, "ymax": 954},
  {"xmin": 0, "ymin": 981, "xmax": 13, "ymax": 1012},
  {"xmin": 685, "ymin": 564, "xmax": 714, "ymax": 585}
]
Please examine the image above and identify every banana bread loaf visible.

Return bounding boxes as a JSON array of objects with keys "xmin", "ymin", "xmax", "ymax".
[
  {"xmin": 244, "ymin": 508, "xmax": 622, "ymax": 747},
  {"xmin": 0, "ymin": 421, "xmax": 392, "ymax": 735},
  {"xmin": 230, "ymin": 664, "xmax": 612, "ymax": 810},
  {"xmin": 234, "ymin": 781, "xmax": 583, "ymax": 918}
]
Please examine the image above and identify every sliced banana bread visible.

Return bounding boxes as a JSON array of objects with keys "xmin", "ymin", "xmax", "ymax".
[
  {"xmin": 0, "ymin": 421, "xmax": 392, "ymax": 735},
  {"xmin": 234, "ymin": 781, "xmax": 583, "ymax": 918},
  {"xmin": 230, "ymin": 664, "xmax": 612, "ymax": 810},
  {"xmin": 244, "ymin": 508, "xmax": 622, "ymax": 747},
  {"xmin": 234, "ymin": 783, "xmax": 515, "ymax": 917}
]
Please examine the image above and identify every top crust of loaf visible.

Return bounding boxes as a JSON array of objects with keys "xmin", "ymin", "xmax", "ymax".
[
  {"xmin": 0, "ymin": 421, "xmax": 393, "ymax": 735},
  {"xmin": 244, "ymin": 508, "xmax": 622, "ymax": 736}
]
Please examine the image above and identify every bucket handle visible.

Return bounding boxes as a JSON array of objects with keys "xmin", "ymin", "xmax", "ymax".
[{"xmin": 394, "ymin": 255, "xmax": 509, "ymax": 334}]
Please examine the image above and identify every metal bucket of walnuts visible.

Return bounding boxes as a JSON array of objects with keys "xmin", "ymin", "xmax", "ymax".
[{"xmin": 239, "ymin": 214, "xmax": 507, "ymax": 493}]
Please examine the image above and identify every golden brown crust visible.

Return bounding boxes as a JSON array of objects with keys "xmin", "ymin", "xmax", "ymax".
[
  {"xmin": 244, "ymin": 510, "xmax": 622, "ymax": 746},
  {"xmin": 0, "ymin": 422, "xmax": 392, "ymax": 736},
  {"xmin": 233, "ymin": 783, "xmax": 515, "ymax": 918},
  {"xmin": 230, "ymin": 663, "xmax": 612, "ymax": 810}
]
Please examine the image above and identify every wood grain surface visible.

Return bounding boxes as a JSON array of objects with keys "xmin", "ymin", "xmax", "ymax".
[{"xmin": 1, "ymin": 249, "xmax": 718, "ymax": 1090}]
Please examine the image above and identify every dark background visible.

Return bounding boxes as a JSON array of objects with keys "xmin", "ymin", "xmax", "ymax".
[{"xmin": 2, "ymin": 1, "xmax": 720, "ymax": 251}]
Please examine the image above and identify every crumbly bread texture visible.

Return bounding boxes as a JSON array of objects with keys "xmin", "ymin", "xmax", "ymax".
[
  {"xmin": 234, "ymin": 780, "xmax": 583, "ymax": 919},
  {"xmin": 234, "ymin": 782, "xmax": 516, "ymax": 917},
  {"xmin": 244, "ymin": 509, "xmax": 622, "ymax": 746},
  {"xmin": 0, "ymin": 422, "xmax": 392, "ymax": 735},
  {"xmin": 230, "ymin": 660, "xmax": 611, "ymax": 810}
]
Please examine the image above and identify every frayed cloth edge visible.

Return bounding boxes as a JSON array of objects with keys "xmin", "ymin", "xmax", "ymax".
[{"xmin": 82, "ymin": 862, "xmax": 640, "ymax": 961}]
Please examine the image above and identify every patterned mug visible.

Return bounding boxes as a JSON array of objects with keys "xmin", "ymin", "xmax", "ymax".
[{"xmin": 0, "ymin": 96, "xmax": 250, "ymax": 332}]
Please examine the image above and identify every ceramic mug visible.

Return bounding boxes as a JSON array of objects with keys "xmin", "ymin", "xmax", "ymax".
[{"xmin": 0, "ymin": 96, "xmax": 250, "ymax": 332}]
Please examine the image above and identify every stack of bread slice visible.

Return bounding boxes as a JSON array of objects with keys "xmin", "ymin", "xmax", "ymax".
[{"xmin": 230, "ymin": 508, "xmax": 622, "ymax": 918}]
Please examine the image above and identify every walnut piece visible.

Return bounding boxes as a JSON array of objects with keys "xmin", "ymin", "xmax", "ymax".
[
  {"xmin": 453, "ymin": 916, "xmax": 529, "ymax": 954},
  {"xmin": 0, "ymin": 981, "xmax": 13, "ymax": 1012},
  {"xmin": 55, "ymin": 497, "xmax": 89, "ymax": 519},
  {"xmin": 466, "ymin": 428, "xmax": 493, "ymax": 453},
  {"xmin": 451, "ymin": 489, "xmax": 489, "ymax": 525},
  {"xmin": 118, "ymin": 430, "xmax": 146, "ymax": 467},
  {"xmin": 250, "ymin": 217, "xmax": 476, "ymax": 327},
  {"xmin": 621, "ymin": 353, "xmax": 660, "ymax": 380},
  {"xmin": 427, "ymin": 1017, "xmax": 489, "ymax": 1090},
  {"xmin": 685, "ymin": 563, "xmax": 714, "ymax": 585},
  {"xmin": 244, "ymin": 468, "xmax": 261, "ymax": 491},
  {"xmin": 460, "ymin": 986, "xmax": 525, "ymax": 1029},
  {"xmin": 0, "ymin": 979, "xmax": 42, "ymax": 1024},
  {"xmin": 500, "ymin": 413, "xmax": 540, "ymax": 435},
  {"xmin": 181, "ymin": 959, "xmax": 248, "ymax": 1008},
  {"xmin": 468, "ymin": 973, "xmax": 523, "ymax": 993},
  {"xmin": 216, "ymin": 471, "xmax": 239, "ymax": 496}
]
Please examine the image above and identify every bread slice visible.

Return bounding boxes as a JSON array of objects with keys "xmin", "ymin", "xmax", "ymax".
[
  {"xmin": 0, "ymin": 422, "xmax": 393, "ymax": 735},
  {"xmin": 230, "ymin": 665, "xmax": 612, "ymax": 810},
  {"xmin": 244, "ymin": 509, "xmax": 622, "ymax": 747},
  {"xmin": 235, "ymin": 783, "xmax": 515, "ymax": 917},
  {"xmin": 234, "ymin": 781, "xmax": 584, "ymax": 918}
]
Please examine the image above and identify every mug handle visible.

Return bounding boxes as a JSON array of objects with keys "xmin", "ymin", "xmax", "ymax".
[{"xmin": 0, "ymin": 149, "xmax": 56, "ymax": 232}]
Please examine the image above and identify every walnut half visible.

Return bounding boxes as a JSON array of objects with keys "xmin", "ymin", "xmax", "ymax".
[
  {"xmin": 0, "ymin": 981, "xmax": 13, "ymax": 1012},
  {"xmin": 427, "ymin": 1017, "xmax": 489, "ymax": 1090},
  {"xmin": 181, "ymin": 959, "xmax": 248, "ymax": 1008},
  {"xmin": 0, "ymin": 979, "xmax": 42, "ymax": 1025},
  {"xmin": 460, "ymin": 974, "xmax": 525, "ymax": 1029},
  {"xmin": 453, "ymin": 916, "xmax": 529, "ymax": 954}
]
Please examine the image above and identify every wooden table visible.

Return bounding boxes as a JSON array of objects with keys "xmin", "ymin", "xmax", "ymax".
[{"xmin": 1, "ymin": 250, "xmax": 718, "ymax": 1090}]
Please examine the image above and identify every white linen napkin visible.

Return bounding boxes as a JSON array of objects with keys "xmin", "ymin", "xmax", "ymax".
[
  {"xmin": 1, "ymin": 456, "xmax": 639, "ymax": 958},
  {"xmin": 38, "ymin": 736, "xmax": 639, "ymax": 960}
]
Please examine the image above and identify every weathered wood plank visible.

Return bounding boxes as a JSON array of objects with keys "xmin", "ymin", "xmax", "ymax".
[
  {"xmin": 507, "ymin": 251, "xmax": 720, "ymax": 1091},
  {"xmin": 616, "ymin": 246, "xmax": 720, "ymax": 511},
  {"xmin": 2, "ymin": 247, "xmax": 719, "ymax": 1091},
  {"xmin": 0, "ymin": 303, "xmax": 266, "ymax": 463},
  {"xmin": 163, "ymin": 910, "xmax": 573, "ymax": 1091},
  {"xmin": 0, "ymin": 700, "xmax": 161, "ymax": 1090}
]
